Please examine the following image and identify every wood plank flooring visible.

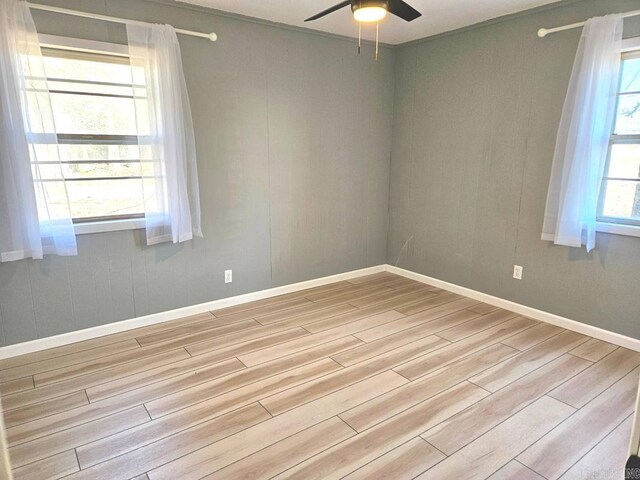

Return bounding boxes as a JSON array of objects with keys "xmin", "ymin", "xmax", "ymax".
[{"xmin": 0, "ymin": 272, "xmax": 637, "ymax": 479}]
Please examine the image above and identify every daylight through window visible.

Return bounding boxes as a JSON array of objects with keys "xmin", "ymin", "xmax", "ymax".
[
  {"xmin": 598, "ymin": 51, "xmax": 640, "ymax": 226},
  {"xmin": 34, "ymin": 46, "xmax": 148, "ymax": 223}
]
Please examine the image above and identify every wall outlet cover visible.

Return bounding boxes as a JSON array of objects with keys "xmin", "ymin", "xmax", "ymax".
[
  {"xmin": 513, "ymin": 265, "xmax": 523, "ymax": 280},
  {"xmin": 225, "ymin": 270, "xmax": 233, "ymax": 284}
]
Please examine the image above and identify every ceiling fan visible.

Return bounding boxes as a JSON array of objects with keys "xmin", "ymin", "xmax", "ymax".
[
  {"xmin": 305, "ymin": 1, "xmax": 422, "ymax": 59},
  {"xmin": 305, "ymin": 0, "xmax": 421, "ymax": 23}
]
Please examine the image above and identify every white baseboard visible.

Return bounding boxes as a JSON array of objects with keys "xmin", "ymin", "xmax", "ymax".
[
  {"xmin": 385, "ymin": 264, "xmax": 640, "ymax": 352},
  {"xmin": 2, "ymin": 262, "xmax": 638, "ymax": 359},
  {"xmin": 0, "ymin": 265, "xmax": 385, "ymax": 360}
]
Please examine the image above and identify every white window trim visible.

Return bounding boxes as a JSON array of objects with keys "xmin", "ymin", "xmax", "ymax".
[
  {"xmin": 595, "ymin": 35, "xmax": 640, "ymax": 238},
  {"xmin": 596, "ymin": 221, "xmax": 640, "ymax": 238},
  {"xmin": 74, "ymin": 218, "xmax": 145, "ymax": 235},
  {"xmin": 622, "ymin": 36, "xmax": 640, "ymax": 53},
  {"xmin": 39, "ymin": 34, "xmax": 128, "ymax": 56}
]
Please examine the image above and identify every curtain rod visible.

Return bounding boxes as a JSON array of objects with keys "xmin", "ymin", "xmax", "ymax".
[
  {"xmin": 27, "ymin": 2, "xmax": 218, "ymax": 42},
  {"xmin": 538, "ymin": 8, "xmax": 640, "ymax": 37}
]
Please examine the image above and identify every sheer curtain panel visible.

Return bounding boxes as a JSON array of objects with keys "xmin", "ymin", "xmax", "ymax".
[
  {"xmin": 0, "ymin": 0, "xmax": 77, "ymax": 262},
  {"xmin": 127, "ymin": 23, "xmax": 202, "ymax": 246},
  {"xmin": 541, "ymin": 15, "xmax": 623, "ymax": 252}
]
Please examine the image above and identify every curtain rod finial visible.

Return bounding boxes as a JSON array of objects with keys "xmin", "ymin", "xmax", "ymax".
[
  {"xmin": 208, "ymin": 32, "xmax": 218, "ymax": 42},
  {"xmin": 538, "ymin": 28, "xmax": 548, "ymax": 38}
]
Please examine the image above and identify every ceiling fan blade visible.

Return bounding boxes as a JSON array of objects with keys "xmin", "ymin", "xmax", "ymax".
[
  {"xmin": 305, "ymin": 0, "xmax": 352, "ymax": 21},
  {"xmin": 387, "ymin": 0, "xmax": 422, "ymax": 22}
]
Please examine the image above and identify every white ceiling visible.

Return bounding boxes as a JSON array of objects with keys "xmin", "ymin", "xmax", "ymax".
[{"xmin": 178, "ymin": 0, "xmax": 558, "ymax": 45}]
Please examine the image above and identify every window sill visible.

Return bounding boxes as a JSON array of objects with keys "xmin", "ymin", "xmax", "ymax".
[
  {"xmin": 74, "ymin": 218, "xmax": 145, "ymax": 235},
  {"xmin": 596, "ymin": 222, "xmax": 640, "ymax": 238}
]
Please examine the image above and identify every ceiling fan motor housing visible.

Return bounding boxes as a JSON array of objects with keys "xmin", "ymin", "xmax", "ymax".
[{"xmin": 351, "ymin": 0, "xmax": 388, "ymax": 14}]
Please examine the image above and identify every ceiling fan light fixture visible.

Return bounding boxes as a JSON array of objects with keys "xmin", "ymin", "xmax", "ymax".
[{"xmin": 353, "ymin": 6, "xmax": 387, "ymax": 22}]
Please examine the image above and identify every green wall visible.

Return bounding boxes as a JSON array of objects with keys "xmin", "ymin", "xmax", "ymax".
[
  {"xmin": 2, "ymin": 0, "xmax": 639, "ymax": 346},
  {"xmin": 0, "ymin": 0, "xmax": 395, "ymax": 345},
  {"xmin": 388, "ymin": 0, "xmax": 640, "ymax": 338}
]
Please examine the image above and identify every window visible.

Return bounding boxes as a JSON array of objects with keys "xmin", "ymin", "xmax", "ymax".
[
  {"xmin": 598, "ymin": 50, "xmax": 640, "ymax": 229},
  {"xmin": 34, "ymin": 36, "xmax": 148, "ymax": 231}
]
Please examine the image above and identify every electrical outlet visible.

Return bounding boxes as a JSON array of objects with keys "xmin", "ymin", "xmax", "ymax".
[
  {"xmin": 224, "ymin": 270, "xmax": 232, "ymax": 284},
  {"xmin": 513, "ymin": 265, "xmax": 523, "ymax": 280}
]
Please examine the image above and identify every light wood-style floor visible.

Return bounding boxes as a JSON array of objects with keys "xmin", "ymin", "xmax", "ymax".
[{"xmin": 0, "ymin": 272, "xmax": 638, "ymax": 480}]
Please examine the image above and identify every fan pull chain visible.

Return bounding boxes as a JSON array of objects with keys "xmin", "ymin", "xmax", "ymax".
[
  {"xmin": 358, "ymin": 22, "xmax": 361, "ymax": 54},
  {"xmin": 375, "ymin": 21, "xmax": 379, "ymax": 61}
]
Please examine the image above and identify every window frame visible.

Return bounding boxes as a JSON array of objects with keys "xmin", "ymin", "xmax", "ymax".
[
  {"xmin": 596, "ymin": 36, "xmax": 640, "ymax": 238},
  {"xmin": 38, "ymin": 34, "xmax": 146, "ymax": 235}
]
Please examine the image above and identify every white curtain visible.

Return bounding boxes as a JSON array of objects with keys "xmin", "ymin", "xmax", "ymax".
[
  {"xmin": 0, "ymin": 0, "xmax": 77, "ymax": 262},
  {"xmin": 127, "ymin": 23, "xmax": 202, "ymax": 246},
  {"xmin": 541, "ymin": 15, "xmax": 623, "ymax": 252}
]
